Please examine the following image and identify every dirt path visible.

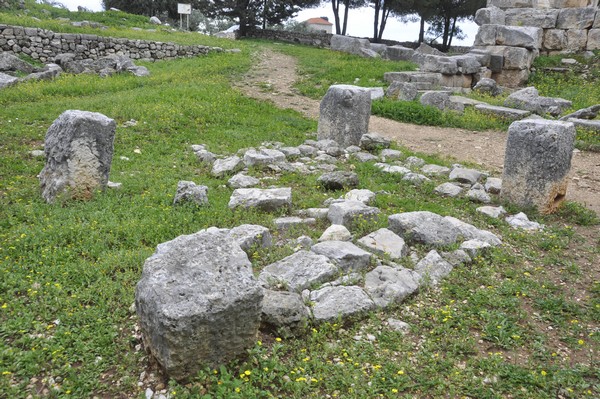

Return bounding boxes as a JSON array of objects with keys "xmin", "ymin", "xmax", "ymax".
[{"xmin": 236, "ymin": 49, "xmax": 600, "ymax": 215}]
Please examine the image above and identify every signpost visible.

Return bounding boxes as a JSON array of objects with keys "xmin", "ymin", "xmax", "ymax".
[{"xmin": 177, "ymin": 3, "xmax": 192, "ymax": 30}]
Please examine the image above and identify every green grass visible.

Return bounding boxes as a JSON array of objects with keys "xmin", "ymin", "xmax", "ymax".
[{"xmin": 0, "ymin": 5, "xmax": 599, "ymax": 398}]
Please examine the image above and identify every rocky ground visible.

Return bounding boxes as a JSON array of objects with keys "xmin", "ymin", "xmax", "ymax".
[{"xmin": 235, "ymin": 49, "xmax": 600, "ymax": 216}]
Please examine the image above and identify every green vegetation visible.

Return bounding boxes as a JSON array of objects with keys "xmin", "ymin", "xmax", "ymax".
[{"xmin": 0, "ymin": 4, "xmax": 598, "ymax": 398}]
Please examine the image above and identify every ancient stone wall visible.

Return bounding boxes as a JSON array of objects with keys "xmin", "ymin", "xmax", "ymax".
[
  {"xmin": 0, "ymin": 24, "xmax": 218, "ymax": 63},
  {"xmin": 479, "ymin": 0, "xmax": 600, "ymax": 54},
  {"xmin": 245, "ymin": 28, "xmax": 332, "ymax": 47}
]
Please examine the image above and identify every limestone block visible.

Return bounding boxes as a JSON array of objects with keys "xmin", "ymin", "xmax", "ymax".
[
  {"xmin": 318, "ymin": 85, "xmax": 371, "ymax": 148},
  {"xmin": 440, "ymin": 74, "xmax": 473, "ymax": 89},
  {"xmin": 420, "ymin": 91, "xmax": 451, "ymax": 110},
  {"xmin": 505, "ymin": 8, "xmax": 558, "ymax": 29},
  {"xmin": 486, "ymin": 0, "xmax": 536, "ymax": 9},
  {"xmin": 330, "ymin": 35, "xmax": 371, "ymax": 56},
  {"xmin": 587, "ymin": 29, "xmax": 600, "ymax": 50},
  {"xmin": 474, "ymin": 6, "xmax": 505, "ymax": 26},
  {"xmin": 595, "ymin": 10, "xmax": 600, "ymax": 28},
  {"xmin": 228, "ymin": 188, "xmax": 292, "ymax": 211},
  {"xmin": 388, "ymin": 211, "xmax": 460, "ymax": 247},
  {"xmin": 420, "ymin": 55, "xmax": 459, "ymax": 75},
  {"xmin": 386, "ymin": 81, "xmax": 418, "ymax": 101},
  {"xmin": 173, "ymin": 181, "xmax": 208, "ymax": 206},
  {"xmin": 364, "ymin": 266, "xmax": 419, "ymax": 308},
  {"xmin": 259, "ymin": 250, "xmax": 338, "ymax": 292},
  {"xmin": 309, "ymin": 286, "xmax": 375, "ymax": 322},
  {"xmin": 384, "ymin": 45, "xmax": 415, "ymax": 61},
  {"xmin": 474, "ymin": 25, "xmax": 499, "ymax": 47},
  {"xmin": 261, "ymin": 290, "xmax": 309, "ymax": 335},
  {"xmin": 39, "ymin": 110, "xmax": 116, "ymax": 203},
  {"xmin": 548, "ymin": 0, "xmax": 592, "ymax": 6},
  {"xmin": 454, "ymin": 55, "xmax": 482, "ymax": 74},
  {"xmin": 496, "ymin": 26, "xmax": 543, "ymax": 49},
  {"xmin": 501, "ymin": 120, "xmax": 575, "ymax": 214},
  {"xmin": 0, "ymin": 71, "xmax": 18, "ymax": 89},
  {"xmin": 492, "ymin": 69, "xmax": 530, "ymax": 88},
  {"xmin": 135, "ymin": 229, "xmax": 262, "ymax": 381},
  {"xmin": 556, "ymin": 7, "xmax": 595, "ymax": 30},
  {"xmin": 543, "ymin": 29, "xmax": 567, "ymax": 51},
  {"xmin": 566, "ymin": 29, "xmax": 588, "ymax": 52}
]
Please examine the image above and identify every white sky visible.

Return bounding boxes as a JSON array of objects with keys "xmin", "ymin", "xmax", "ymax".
[{"xmin": 55, "ymin": 0, "xmax": 477, "ymax": 46}]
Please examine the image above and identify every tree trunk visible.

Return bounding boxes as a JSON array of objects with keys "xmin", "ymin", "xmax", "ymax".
[
  {"xmin": 331, "ymin": 0, "xmax": 342, "ymax": 34},
  {"xmin": 418, "ymin": 15, "xmax": 425, "ymax": 43},
  {"xmin": 377, "ymin": 7, "xmax": 390, "ymax": 42},
  {"xmin": 342, "ymin": 0, "xmax": 350, "ymax": 35},
  {"xmin": 373, "ymin": 0, "xmax": 380, "ymax": 42},
  {"xmin": 447, "ymin": 16, "xmax": 457, "ymax": 49},
  {"xmin": 441, "ymin": 15, "xmax": 451, "ymax": 51}
]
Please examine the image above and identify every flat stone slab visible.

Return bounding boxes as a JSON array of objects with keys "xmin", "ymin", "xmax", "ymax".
[
  {"xmin": 311, "ymin": 240, "xmax": 372, "ymax": 272},
  {"xmin": 505, "ymin": 212, "xmax": 544, "ymax": 231},
  {"xmin": 566, "ymin": 118, "xmax": 600, "ymax": 132},
  {"xmin": 344, "ymin": 189, "xmax": 376, "ymax": 204},
  {"xmin": 310, "ymin": 286, "xmax": 376, "ymax": 322},
  {"xmin": 229, "ymin": 188, "xmax": 292, "ymax": 212},
  {"xmin": 444, "ymin": 216, "xmax": 502, "ymax": 246},
  {"xmin": 212, "ymin": 156, "xmax": 243, "ymax": 177},
  {"xmin": 388, "ymin": 211, "xmax": 460, "ymax": 247},
  {"xmin": 449, "ymin": 96, "xmax": 487, "ymax": 107},
  {"xmin": 357, "ymin": 228, "xmax": 408, "ymax": 260},
  {"xmin": 273, "ymin": 216, "xmax": 316, "ymax": 230},
  {"xmin": 364, "ymin": 266, "xmax": 420, "ymax": 308},
  {"xmin": 319, "ymin": 224, "xmax": 352, "ymax": 242},
  {"xmin": 374, "ymin": 163, "xmax": 411, "ymax": 175},
  {"xmin": 435, "ymin": 182, "xmax": 463, "ymax": 197},
  {"xmin": 422, "ymin": 164, "xmax": 450, "ymax": 176},
  {"xmin": 328, "ymin": 200, "xmax": 381, "ymax": 227},
  {"xmin": 449, "ymin": 167, "xmax": 483, "ymax": 185},
  {"xmin": 243, "ymin": 148, "xmax": 286, "ymax": 168},
  {"xmin": 476, "ymin": 206, "xmax": 507, "ymax": 219},
  {"xmin": 475, "ymin": 104, "xmax": 531, "ymax": 120},
  {"xmin": 259, "ymin": 250, "xmax": 338, "ymax": 292},
  {"xmin": 228, "ymin": 173, "xmax": 260, "ymax": 189}
]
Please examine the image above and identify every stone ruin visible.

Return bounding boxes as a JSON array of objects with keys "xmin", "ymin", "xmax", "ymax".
[
  {"xmin": 39, "ymin": 110, "xmax": 116, "ymax": 203},
  {"xmin": 330, "ymin": 0, "xmax": 600, "ymax": 89},
  {"xmin": 474, "ymin": 0, "xmax": 600, "ymax": 86}
]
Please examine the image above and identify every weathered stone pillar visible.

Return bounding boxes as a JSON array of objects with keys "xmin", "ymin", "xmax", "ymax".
[
  {"xmin": 501, "ymin": 119, "xmax": 575, "ymax": 214},
  {"xmin": 318, "ymin": 84, "xmax": 371, "ymax": 148},
  {"xmin": 135, "ymin": 228, "xmax": 263, "ymax": 381},
  {"xmin": 39, "ymin": 110, "xmax": 116, "ymax": 203}
]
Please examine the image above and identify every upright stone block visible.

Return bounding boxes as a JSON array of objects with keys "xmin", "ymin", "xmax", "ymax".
[
  {"xmin": 135, "ymin": 229, "xmax": 263, "ymax": 381},
  {"xmin": 318, "ymin": 85, "xmax": 371, "ymax": 148},
  {"xmin": 496, "ymin": 26, "xmax": 543, "ymax": 49},
  {"xmin": 566, "ymin": 29, "xmax": 588, "ymax": 52},
  {"xmin": 501, "ymin": 120, "xmax": 575, "ymax": 214},
  {"xmin": 556, "ymin": 7, "xmax": 596, "ymax": 30},
  {"xmin": 39, "ymin": 110, "xmax": 116, "ymax": 203},
  {"xmin": 543, "ymin": 29, "xmax": 567, "ymax": 51},
  {"xmin": 474, "ymin": 6, "xmax": 506, "ymax": 26}
]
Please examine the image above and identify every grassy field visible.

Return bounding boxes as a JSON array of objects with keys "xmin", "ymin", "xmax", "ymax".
[{"xmin": 0, "ymin": 3, "xmax": 599, "ymax": 398}]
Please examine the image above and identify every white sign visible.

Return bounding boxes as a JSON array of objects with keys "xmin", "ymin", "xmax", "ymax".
[{"xmin": 177, "ymin": 3, "xmax": 191, "ymax": 14}]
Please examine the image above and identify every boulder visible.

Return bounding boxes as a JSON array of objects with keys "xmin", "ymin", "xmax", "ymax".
[
  {"xmin": 444, "ymin": 216, "xmax": 502, "ymax": 246},
  {"xmin": 384, "ymin": 45, "xmax": 415, "ymax": 61},
  {"xmin": 359, "ymin": 133, "xmax": 391, "ymax": 151},
  {"xmin": 434, "ymin": 182, "xmax": 463, "ymax": 197},
  {"xmin": 39, "ymin": 110, "xmax": 116, "ymax": 203},
  {"xmin": 484, "ymin": 177, "xmax": 502, "ymax": 194},
  {"xmin": 414, "ymin": 250, "xmax": 454, "ymax": 285},
  {"xmin": 476, "ymin": 206, "xmax": 507, "ymax": 219},
  {"xmin": 474, "ymin": 25, "xmax": 499, "ymax": 47},
  {"xmin": 259, "ymin": 250, "xmax": 338, "ymax": 292},
  {"xmin": 454, "ymin": 55, "xmax": 482, "ymax": 74},
  {"xmin": 466, "ymin": 184, "xmax": 492, "ymax": 203},
  {"xmin": 149, "ymin": 16, "xmax": 161, "ymax": 24},
  {"xmin": 327, "ymin": 200, "xmax": 381, "ymax": 227},
  {"xmin": 460, "ymin": 239, "xmax": 492, "ymax": 258},
  {"xmin": 504, "ymin": 87, "xmax": 572, "ymax": 117},
  {"xmin": 473, "ymin": 78, "xmax": 502, "ymax": 96},
  {"xmin": 319, "ymin": 224, "xmax": 352, "ymax": 242},
  {"xmin": 135, "ymin": 229, "xmax": 262, "ymax": 381},
  {"xmin": 380, "ymin": 149, "xmax": 403, "ymax": 162},
  {"xmin": 0, "ymin": 72, "xmax": 18, "ymax": 89},
  {"xmin": 22, "ymin": 64, "xmax": 62, "ymax": 82},
  {"xmin": 420, "ymin": 91, "xmax": 451, "ymax": 111},
  {"xmin": 330, "ymin": 35, "xmax": 371, "ymax": 56},
  {"xmin": 228, "ymin": 173, "xmax": 260, "ymax": 189},
  {"xmin": 228, "ymin": 224, "xmax": 272, "ymax": 252},
  {"xmin": 318, "ymin": 171, "xmax": 359, "ymax": 190},
  {"xmin": 0, "ymin": 52, "xmax": 35, "ymax": 73},
  {"xmin": 318, "ymin": 85, "xmax": 371, "ymax": 148},
  {"xmin": 311, "ymin": 240, "xmax": 371, "ymax": 272},
  {"xmin": 261, "ymin": 290, "xmax": 309, "ymax": 335},
  {"xmin": 228, "ymin": 188, "xmax": 292, "ymax": 211},
  {"xmin": 243, "ymin": 148, "xmax": 286, "ymax": 168},
  {"xmin": 344, "ymin": 189, "xmax": 376, "ymax": 204},
  {"xmin": 357, "ymin": 228, "xmax": 408, "ymax": 260},
  {"xmin": 505, "ymin": 212, "xmax": 544, "ymax": 231},
  {"xmin": 449, "ymin": 167, "xmax": 483, "ymax": 185},
  {"xmin": 173, "ymin": 181, "xmax": 208, "ymax": 206},
  {"xmin": 309, "ymin": 286, "xmax": 375, "ymax": 322},
  {"xmin": 211, "ymin": 156, "xmax": 243, "ymax": 177},
  {"xmin": 419, "ymin": 55, "xmax": 459, "ymax": 75},
  {"xmin": 501, "ymin": 120, "xmax": 575, "ymax": 214},
  {"xmin": 364, "ymin": 266, "xmax": 420, "ymax": 308},
  {"xmin": 388, "ymin": 211, "xmax": 460, "ymax": 247}
]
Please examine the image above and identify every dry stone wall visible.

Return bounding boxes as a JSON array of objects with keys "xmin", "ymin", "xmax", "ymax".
[{"xmin": 0, "ymin": 24, "xmax": 219, "ymax": 64}]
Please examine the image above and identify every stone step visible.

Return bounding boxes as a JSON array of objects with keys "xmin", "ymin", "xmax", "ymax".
[{"xmin": 474, "ymin": 104, "xmax": 531, "ymax": 120}]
